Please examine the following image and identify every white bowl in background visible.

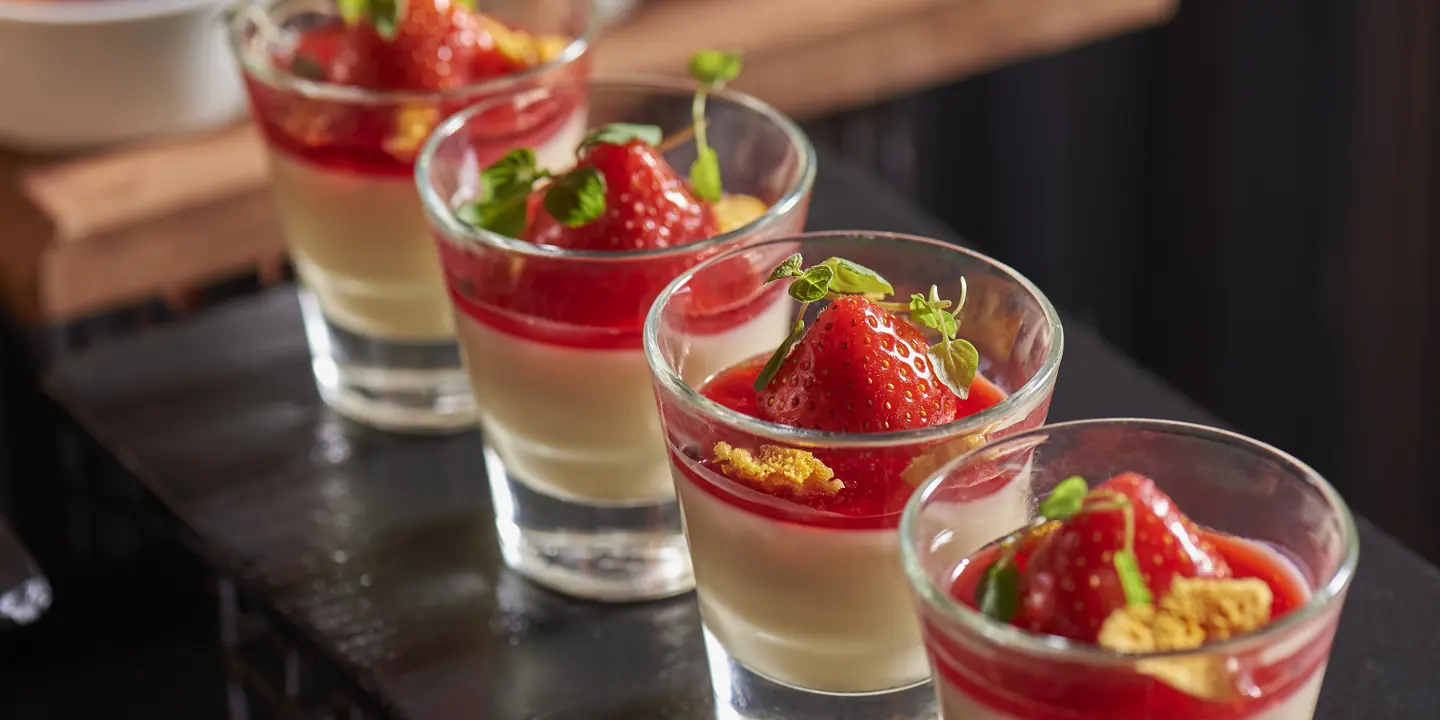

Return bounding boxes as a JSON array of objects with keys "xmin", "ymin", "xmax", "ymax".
[{"xmin": 0, "ymin": 0, "xmax": 246, "ymax": 151}]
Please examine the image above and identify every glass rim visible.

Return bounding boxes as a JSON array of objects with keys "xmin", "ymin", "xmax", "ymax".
[
  {"xmin": 899, "ymin": 417, "xmax": 1361, "ymax": 664},
  {"xmin": 224, "ymin": 0, "xmax": 598, "ymax": 104},
  {"xmin": 642, "ymin": 231, "xmax": 1066, "ymax": 449},
  {"xmin": 416, "ymin": 74, "xmax": 818, "ymax": 262}
]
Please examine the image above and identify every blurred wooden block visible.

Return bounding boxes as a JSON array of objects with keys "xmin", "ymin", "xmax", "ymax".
[
  {"xmin": 4, "ymin": 125, "xmax": 287, "ymax": 325},
  {"xmin": 596, "ymin": 0, "xmax": 1179, "ymax": 118}
]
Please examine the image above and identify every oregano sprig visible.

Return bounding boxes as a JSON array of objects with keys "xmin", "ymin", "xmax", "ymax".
[
  {"xmin": 907, "ymin": 279, "xmax": 979, "ymax": 399},
  {"xmin": 686, "ymin": 50, "xmax": 743, "ymax": 203}
]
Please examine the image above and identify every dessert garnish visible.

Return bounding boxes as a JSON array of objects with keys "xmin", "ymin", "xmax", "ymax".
[
  {"xmin": 972, "ymin": 473, "xmax": 1283, "ymax": 699},
  {"xmin": 754, "ymin": 254, "xmax": 980, "ymax": 404},
  {"xmin": 455, "ymin": 50, "xmax": 762, "ymax": 246},
  {"xmin": 712, "ymin": 442, "xmax": 843, "ymax": 497}
]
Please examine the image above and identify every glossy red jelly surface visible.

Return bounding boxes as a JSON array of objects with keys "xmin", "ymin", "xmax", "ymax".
[
  {"xmin": 666, "ymin": 355, "xmax": 1017, "ymax": 530},
  {"xmin": 931, "ymin": 534, "xmax": 1329, "ymax": 719},
  {"xmin": 244, "ymin": 19, "xmax": 588, "ymax": 177}
]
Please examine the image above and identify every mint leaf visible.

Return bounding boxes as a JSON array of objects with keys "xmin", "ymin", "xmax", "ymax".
[
  {"xmin": 909, "ymin": 291, "xmax": 958, "ymax": 339},
  {"xmin": 788, "ymin": 266, "xmax": 834, "ymax": 303},
  {"xmin": 290, "ymin": 56, "xmax": 325, "ymax": 81},
  {"xmin": 544, "ymin": 167, "xmax": 606, "ymax": 228},
  {"xmin": 455, "ymin": 199, "xmax": 527, "ymax": 238},
  {"xmin": 1114, "ymin": 549, "xmax": 1154, "ymax": 606},
  {"xmin": 367, "ymin": 0, "xmax": 404, "ymax": 40},
  {"xmin": 821, "ymin": 258, "xmax": 893, "ymax": 295},
  {"xmin": 336, "ymin": 0, "xmax": 366, "ymax": 24},
  {"xmin": 766, "ymin": 254, "xmax": 804, "ymax": 283},
  {"xmin": 480, "ymin": 149, "xmax": 540, "ymax": 202},
  {"xmin": 1038, "ymin": 476, "xmax": 1089, "ymax": 521},
  {"xmin": 928, "ymin": 338, "xmax": 979, "ymax": 399},
  {"xmin": 754, "ymin": 315, "xmax": 806, "ymax": 391},
  {"xmin": 689, "ymin": 146, "xmax": 722, "ymax": 203},
  {"xmin": 688, "ymin": 50, "xmax": 743, "ymax": 85},
  {"xmin": 976, "ymin": 557, "xmax": 1020, "ymax": 622},
  {"xmin": 581, "ymin": 123, "xmax": 664, "ymax": 152}
]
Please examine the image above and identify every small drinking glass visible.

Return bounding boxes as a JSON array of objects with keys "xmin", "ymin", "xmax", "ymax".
[
  {"xmin": 417, "ymin": 77, "xmax": 816, "ymax": 601},
  {"xmin": 228, "ymin": 0, "xmax": 595, "ymax": 432},
  {"xmin": 645, "ymin": 232, "xmax": 1062, "ymax": 718},
  {"xmin": 902, "ymin": 419, "xmax": 1359, "ymax": 720}
]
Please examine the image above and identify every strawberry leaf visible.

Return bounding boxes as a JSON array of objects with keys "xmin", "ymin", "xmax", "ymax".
[
  {"xmin": 822, "ymin": 258, "xmax": 894, "ymax": 295},
  {"xmin": 766, "ymin": 254, "xmax": 804, "ymax": 283},
  {"xmin": 690, "ymin": 147, "xmax": 722, "ymax": 203},
  {"xmin": 929, "ymin": 338, "xmax": 979, "ymax": 399},
  {"xmin": 1038, "ymin": 476, "xmax": 1089, "ymax": 521},
  {"xmin": 788, "ymin": 266, "xmax": 834, "ymax": 303},
  {"xmin": 544, "ymin": 167, "xmax": 607, "ymax": 228},
  {"xmin": 976, "ymin": 557, "xmax": 1020, "ymax": 622},
  {"xmin": 1114, "ymin": 549, "xmax": 1154, "ymax": 606},
  {"xmin": 581, "ymin": 123, "xmax": 664, "ymax": 152},
  {"xmin": 689, "ymin": 50, "xmax": 743, "ymax": 85},
  {"xmin": 754, "ymin": 314, "xmax": 806, "ymax": 392}
]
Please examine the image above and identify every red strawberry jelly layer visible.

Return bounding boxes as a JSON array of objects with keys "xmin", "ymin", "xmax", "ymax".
[
  {"xmin": 246, "ymin": 20, "xmax": 587, "ymax": 177},
  {"xmin": 931, "ymin": 534, "xmax": 1327, "ymax": 720},
  {"xmin": 669, "ymin": 356, "xmax": 1009, "ymax": 530}
]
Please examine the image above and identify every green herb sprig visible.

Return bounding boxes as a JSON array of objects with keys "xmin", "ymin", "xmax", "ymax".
[
  {"xmin": 686, "ymin": 50, "xmax": 742, "ymax": 202},
  {"xmin": 455, "ymin": 148, "xmax": 608, "ymax": 236}
]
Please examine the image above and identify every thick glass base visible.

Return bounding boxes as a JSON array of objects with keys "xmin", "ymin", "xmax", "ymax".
[
  {"xmin": 705, "ymin": 628, "xmax": 938, "ymax": 720},
  {"xmin": 484, "ymin": 446, "xmax": 693, "ymax": 602},
  {"xmin": 299, "ymin": 288, "xmax": 475, "ymax": 433}
]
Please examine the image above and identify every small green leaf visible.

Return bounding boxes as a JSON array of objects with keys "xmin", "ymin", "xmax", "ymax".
[
  {"xmin": 821, "ymin": 258, "xmax": 894, "ymax": 295},
  {"xmin": 976, "ymin": 558, "xmax": 1020, "ymax": 622},
  {"xmin": 336, "ymin": 0, "xmax": 366, "ymax": 24},
  {"xmin": 581, "ymin": 123, "xmax": 664, "ymax": 151},
  {"xmin": 1038, "ymin": 476, "xmax": 1089, "ymax": 521},
  {"xmin": 454, "ymin": 0, "xmax": 476, "ymax": 9},
  {"xmin": 455, "ymin": 197, "xmax": 528, "ymax": 238},
  {"xmin": 754, "ymin": 315, "xmax": 806, "ymax": 391},
  {"xmin": 929, "ymin": 338, "xmax": 979, "ymax": 399},
  {"xmin": 480, "ymin": 149, "xmax": 540, "ymax": 202},
  {"xmin": 766, "ymin": 254, "xmax": 804, "ymax": 283},
  {"xmin": 543, "ymin": 167, "xmax": 607, "ymax": 228},
  {"xmin": 290, "ymin": 56, "xmax": 326, "ymax": 81},
  {"xmin": 909, "ymin": 291, "xmax": 958, "ymax": 339},
  {"xmin": 788, "ymin": 266, "xmax": 834, "ymax": 303},
  {"xmin": 688, "ymin": 50, "xmax": 743, "ymax": 85},
  {"xmin": 690, "ymin": 146, "xmax": 722, "ymax": 203},
  {"xmin": 1114, "ymin": 549, "xmax": 1154, "ymax": 606},
  {"xmin": 367, "ymin": 0, "xmax": 404, "ymax": 40}
]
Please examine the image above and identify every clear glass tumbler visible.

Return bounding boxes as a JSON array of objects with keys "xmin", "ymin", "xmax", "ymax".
[
  {"xmin": 417, "ymin": 78, "xmax": 816, "ymax": 601},
  {"xmin": 645, "ymin": 232, "xmax": 1062, "ymax": 718},
  {"xmin": 902, "ymin": 419, "xmax": 1359, "ymax": 720},
  {"xmin": 227, "ymin": 0, "xmax": 594, "ymax": 432}
]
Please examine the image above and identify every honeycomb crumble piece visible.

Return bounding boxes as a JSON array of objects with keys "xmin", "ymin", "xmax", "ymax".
[
  {"xmin": 898, "ymin": 431, "xmax": 989, "ymax": 488},
  {"xmin": 384, "ymin": 105, "xmax": 441, "ymax": 160},
  {"xmin": 1098, "ymin": 577, "xmax": 1274, "ymax": 700},
  {"xmin": 712, "ymin": 195, "xmax": 768, "ymax": 234},
  {"xmin": 478, "ymin": 16, "xmax": 569, "ymax": 67},
  {"xmin": 712, "ymin": 442, "xmax": 843, "ymax": 496}
]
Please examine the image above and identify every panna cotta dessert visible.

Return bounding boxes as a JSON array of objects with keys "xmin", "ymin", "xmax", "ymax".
[
  {"xmin": 902, "ymin": 420, "xmax": 1357, "ymax": 720},
  {"xmin": 419, "ymin": 55, "xmax": 816, "ymax": 600},
  {"xmin": 645, "ymin": 236, "xmax": 1062, "ymax": 701},
  {"xmin": 231, "ymin": 0, "xmax": 592, "ymax": 430}
]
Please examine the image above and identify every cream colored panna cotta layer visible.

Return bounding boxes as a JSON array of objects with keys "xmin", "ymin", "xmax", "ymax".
[
  {"xmin": 268, "ymin": 111, "xmax": 589, "ymax": 341},
  {"xmin": 673, "ymin": 456, "xmax": 1031, "ymax": 694},
  {"xmin": 460, "ymin": 296, "xmax": 793, "ymax": 505},
  {"xmin": 937, "ymin": 664, "xmax": 1327, "ymax": 720}
]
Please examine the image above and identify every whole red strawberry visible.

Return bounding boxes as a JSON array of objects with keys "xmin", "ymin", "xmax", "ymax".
[
  {"xmin": 524, "ymin": 139, "xmax": 719, "ymax": 251},
  {"xmin": 1016, "ymin": 473, "xmax": 1231, "ymax": 642},
  {"xmin": 343, "ymin": 0, "xmax": 521, "ymax": 91},
  {"xmin": 758, "ymin": 295, "xmax": 959, "ymax": 433}
]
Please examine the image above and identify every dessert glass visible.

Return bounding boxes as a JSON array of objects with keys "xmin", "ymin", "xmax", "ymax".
[
  {"xmin": 645, "ymin": 232, "xmax": 1062, "ymax": 718},
  {"xmin": 902, "ymin": 419, "xmax": 1359, "ymax": 720},
  {"xmin": 227, "ymin": 0, "xmax": 595, "ymax": 432},
  {"xmin": 417, "ymin": 77, "xmax": 816, "ymax": 601}
]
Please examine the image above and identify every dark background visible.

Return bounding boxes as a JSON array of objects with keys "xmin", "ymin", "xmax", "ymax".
[{"xmin": 1, "ymin": 0, "xmax": 1436, "ymax": 715}]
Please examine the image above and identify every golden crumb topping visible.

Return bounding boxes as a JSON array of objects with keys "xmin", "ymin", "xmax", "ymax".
[
  {"xmin": 1099, "ymin": 577, "xmax": 1274, "ymax": 700},
  {"xmin": 712, "ymin": 194, "xmax": 768, "ymax": 234},
  {"xmin": 712, "ymin": 442, "xmax": 843, "ymax": 496},
  {"xmin": 899, "ymin": 431, "xmax": 990, "ymax": 488},
  {"xmin": 477, "ymin": 17, "xmax": 569, "ymax": 67},
  {"xmin": 384, "ymin": 105, "xmax": 441, "ymax": 160}
]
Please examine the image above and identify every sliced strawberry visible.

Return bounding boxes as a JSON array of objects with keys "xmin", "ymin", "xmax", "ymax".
[
  {"xmin": 1016, "ymin": 473, "xmax": 1231, "ymax": 642},
  {"xmin": 524, "ymin": 139, "xmax": 719, "ymax": 251},
  {"xmin": 758, "ymin": 295, "xmax": 958, "ymax": 433}
]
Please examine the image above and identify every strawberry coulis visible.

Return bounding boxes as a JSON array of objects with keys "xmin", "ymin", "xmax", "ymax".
[
  {"xmin": 928, "ymin": 534, "xmax": 1329, "ymax": 719},
  {"xmin": 246, "ymin": 19, "xmax": 587, "ymax": 177},
  {"xmin": 668, "ymin": 356, "xmax": 1011, "ymax": 530}
]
